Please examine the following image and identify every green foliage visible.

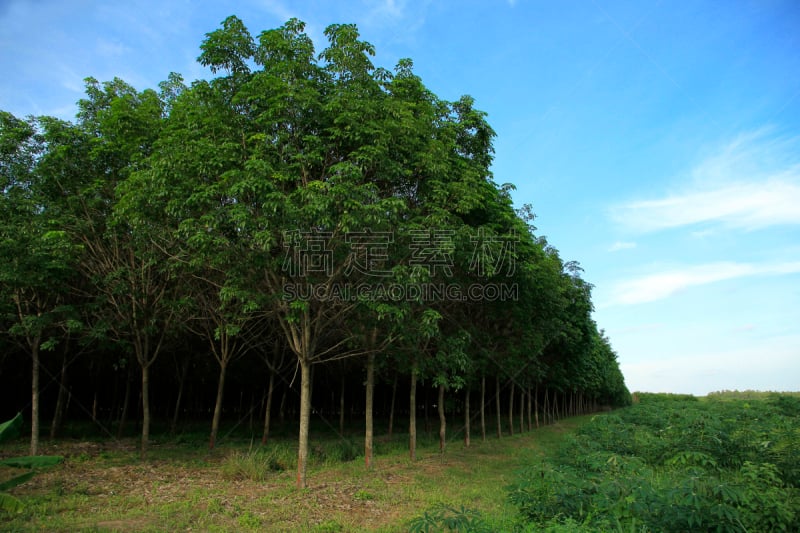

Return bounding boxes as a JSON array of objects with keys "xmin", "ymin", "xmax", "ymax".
[
  {"xmin": 0, "ymin": 456, "xmax": 64, "ymax": 468},
  {"xmin": 0, "ymin": 412, "xmax": 22, "ymax": 444},
  {"xmin": 2, "ymin": 13, "xmax": 632, "ymax": 486},
  {"xmin": 220, "ymin": 444, "xmax": 295, "ymax": 481},
  {"xmin": 0, "ymin": 415, "xmax": 64, "ymax": 514},
  {"xmin": 509, "ymin": 393, "xmax": 799, "ymax": 532},
  {"xmin": 0, "ymin": 493, "xmax": 24, "ymax": 514},
  {"xmin": 408, "ymin": 503, "xmax": 492, "ymax": 533},
  {"xmin": 0, "ymin": 472, "xmax": 35, "ymax": 492}
]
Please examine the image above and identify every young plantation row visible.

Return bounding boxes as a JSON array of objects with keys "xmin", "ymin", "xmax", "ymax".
[{"xmin": 506, "ymin": 392, "xmax": 800, "ymax": 532}]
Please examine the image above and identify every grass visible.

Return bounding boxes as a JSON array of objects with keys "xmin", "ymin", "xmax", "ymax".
[{"xmin": 0, "ymin": 416, "xmax": 593, "ymax": 532}]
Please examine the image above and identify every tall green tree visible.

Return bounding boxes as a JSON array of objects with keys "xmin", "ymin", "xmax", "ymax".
[{"xmin": 0, "ymin": 112, "xmax": 82, "ymax": 455}]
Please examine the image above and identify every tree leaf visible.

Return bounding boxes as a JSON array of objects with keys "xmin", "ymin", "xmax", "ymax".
[
  {"xmin": 0, "ymin": 413, "xmax": 22, "ymax": 444},
  {"xmin": 0, "ymin": 492, "xmax": 24, "ymax": 514},
  {"xmin": 0, "ymin": 456, "xmax": 64, "ymax": 468},
  {"xmin": 0, "ymin": 471, "xmax": 35, "ymax": 491}
]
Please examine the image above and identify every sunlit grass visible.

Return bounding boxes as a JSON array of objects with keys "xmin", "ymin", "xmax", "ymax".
[{"xmin": 0, "ymin": 417, "xmax": 589, "ymax": 531}]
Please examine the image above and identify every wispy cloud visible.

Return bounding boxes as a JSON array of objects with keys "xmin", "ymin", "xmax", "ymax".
[
  {"xmin": 613, "ymin": 179, "xmax": 800, "ymax": 232},
  {"xmin": 609, "ymin": 241, "xmax": 636, "ymax": 252},
  {"xmin": 606, "ymin": 261, "xmax": 800, "ymax": 306},
  {"xmin": 611, "ymin": 130, "xmax": 800, "ymax": 233}
]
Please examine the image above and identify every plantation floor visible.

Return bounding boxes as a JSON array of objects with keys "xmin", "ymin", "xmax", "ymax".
[{"xmin": 0, "ymin": 416, "xmax": 592, "ymax": 532}]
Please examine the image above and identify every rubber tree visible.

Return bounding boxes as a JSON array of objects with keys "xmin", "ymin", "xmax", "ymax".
[
  {"xmin": 70, "ymin": 77, "xmax": 184, "ymax": 458},
  {"xmin": 0, "ymin": 112, "xmax": 81, "ymax": 455}
]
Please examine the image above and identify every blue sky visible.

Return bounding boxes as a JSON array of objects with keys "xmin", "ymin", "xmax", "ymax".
[{"xmin": 2, "ymin": 0, "xmax": 798, "ymax": 395}]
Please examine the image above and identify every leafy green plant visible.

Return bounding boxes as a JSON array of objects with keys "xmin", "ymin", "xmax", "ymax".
[
  {"xmin": 408, "ymin": 503, "xmax": 492, "ymax": 533},
  {"xmin": 0, "ymin": 413, "xmax": 64, "ymax": 513},
  {"xmin": 509, "ymin": 394, "xmax": 800, "ymax": 532}
]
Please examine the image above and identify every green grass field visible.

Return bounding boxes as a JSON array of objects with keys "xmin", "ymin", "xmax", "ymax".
[
  {"xmin": 3, "ymin": 392, "xmax": 798, "ymax": 532},
  {"xmin": 0, "ymin": 417, "xmax": 588, "ymax": 532}
]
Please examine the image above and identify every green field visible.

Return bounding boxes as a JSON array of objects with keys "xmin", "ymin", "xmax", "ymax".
[{"xmin": 2, "ymin": 393, "xmax": 798, "ymax": 532}]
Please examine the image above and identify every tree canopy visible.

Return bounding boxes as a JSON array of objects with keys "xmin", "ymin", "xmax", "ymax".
[{"xmin": 0, "ymin": 16, "xmax": 629, "ymax": 487}]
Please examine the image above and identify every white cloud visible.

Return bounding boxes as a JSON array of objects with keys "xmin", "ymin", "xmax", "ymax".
[
  {"xmin": 613, "ymin": 179, "xmax": 800, "ymax": 232},
  {"xmin": 609, "ymin": 241, "xmax": 636, "ymax": 252},
  {"xmin": 611, "ymin": 130, "xmax": 800, "ymax": 233},
  {"xmin": 606, "ymin": 261, "xmax": 800, "ymax": 306}
]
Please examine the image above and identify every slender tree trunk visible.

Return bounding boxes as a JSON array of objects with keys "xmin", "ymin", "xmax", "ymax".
[
  {"xmin": 534, "ymin": 383, "xmax": 539, "ymax": 428},
  {"xmin": 92, "ymin": 392, "xmax": 98, "ymax": 423},
  {"xmin": 508, "ymin": 380, "xmax": 515, "ymax": 437},
  {"xmin": 365, "ymin": 353, "xmax": 375, "ymax": 469},
  {"xmin": 464, "ymin": 387, "xmax": 471, "ymax": 448},
  {"xmin": 554, "ymin": 391, "xmax": 560, "ymax": 421},
  {"xmin": 30, "ymin": 338, "xmax": 40, "ymax": 456},
  {"xmin": 141, "ymin": 363, "xmax": 151, "ymax": 459},
  {"xmin": 495, "ymin": 375, "xmax": 502, "ymax": 438},
  {"xmin": 339, "ymin": 375, "xmax": 345, "ymax": 435},
  {"xmin": 279, "ymin": 386, "xmax": 287, "ymax": 425},
  {"xmin": 519, "ymin": 387, "xmax": 525, "ymax": 434},
  {"xmin": 296, "ymin": 357, "xmax": 312, "ymax": 488},
  {"xmin": 424, "ymin": 386, "xmax": 430, "ymax": 435},
  {"xmin": 117, "ymin": 367, "xmax": 132, "ymax": 439},
  {"xmin": 409, "ymin": 362, "xmax": 417, "ymax": 461},
  {"xmin": 209, "ymin": 361, "xmax": 228, "ymax": 450},
  {"xmin": 388, "ymin": 372, "xmax": 397, "ymax": 439},
  {"xmin": 527, "ymin": 386, "xmax": 532, "ymax": 431},
  {"xmin": 171, "ymin": 356, "xmax": 190, "ymax": 435},
  {"xmin": 262, "ymin": 369, "xmax": 275, "ymax": 445},
  {"xmin": 50, "ymin": 352, "xmax": 69, "ymax": 439},
  {"xmin": 542, "ymin": 387, "xmax": 548, "ymax": 425},
  {"xmin": 480, "ymin": 376, "xmax": 486, "ymax": 442},
  {"xmin": 437, "ymin": 384, "xmax": 446, "ymax": 454}
]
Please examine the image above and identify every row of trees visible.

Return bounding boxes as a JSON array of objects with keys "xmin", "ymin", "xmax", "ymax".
[{"xmin": 0, "ymin": 17, "xmax": 629, "ymax": 488}]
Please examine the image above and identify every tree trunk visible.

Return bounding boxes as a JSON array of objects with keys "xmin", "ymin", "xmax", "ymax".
[
  {"xmin": 339, "ymin": 375, "xmax": 345, "ymax": 436},
  {"xmin": 279, "ymin": 385, "xmax": 287, "ymax": 425},
  {"xmin": 437, "ymin": 383, "xmax": 446, "ymax": 454},
  {"xmin": 480, "ymin": 375, "xmax": 486, "ymax": 442},
  {"xmin": 262, "ymin": 369, "xmax": 275, "ymax": 445},
  {"xmin": 495, "ymin": 375, "xmax": 502, "ymax": 438},
  {"xmin": 91, "ymin": 392, "xmax": 98, "ymax": 423},
  {"xmin": 464, "ymin": 387, "xmax": 471, "ymax": 448},
  {"xmin": 171, "ymin": 356, "xmax": 190, "ymax": 435},
  {"xmin": 554, "ymin": 391, "xmax": 560, "ymax": 421},
  {"xmin": 117, "ymin": 366, "xmax": 132, "ymax": 439},
  {"xmin": 388, "ymin": 372, "xmax": 397, "ymax": 439},
  {"xmin": 30, "ymin": 337, "xmax": 40, "ymax": 456},
  {"xmin": 508, "ymin": 380, "xmax": 515, "ymax": 437},
  {"xmin": 209, "ymin": 361, "xmax": 228, "ymax": 450},
  {"xmin": 50, "ymin": 352, "xmax": 69, "ymax": 439},
  {"xmin": 365, "ymin": 353, "xmax": 375, "ymax": 469},
  {"xmin": 519, "ymin": 388, "xmax": 525, "ymax": 434},
  {"xmin": 534, "ymin": 384, "xmax": 539, "ymax": 428},
  {"xmin": 141, "ymin": 363, "xmax": 151, "ymax": 459},
  {"xmin": 543, "ymin": 387, "xmax": 550, "ymax": 424},
  {"xmin": 424, "ymin": 386, "xmax": 430, "ymax": 435},
  {"xmin": 527, "ymin": 386, "xmax": 532, "ymax": 431},
  {"xmin": 296, "ymin": 357, "xmax": 312, "ymax": 488},
  {"xmin": 409, "ymin": 362, "xmax": 417, "ymax": 461}
]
